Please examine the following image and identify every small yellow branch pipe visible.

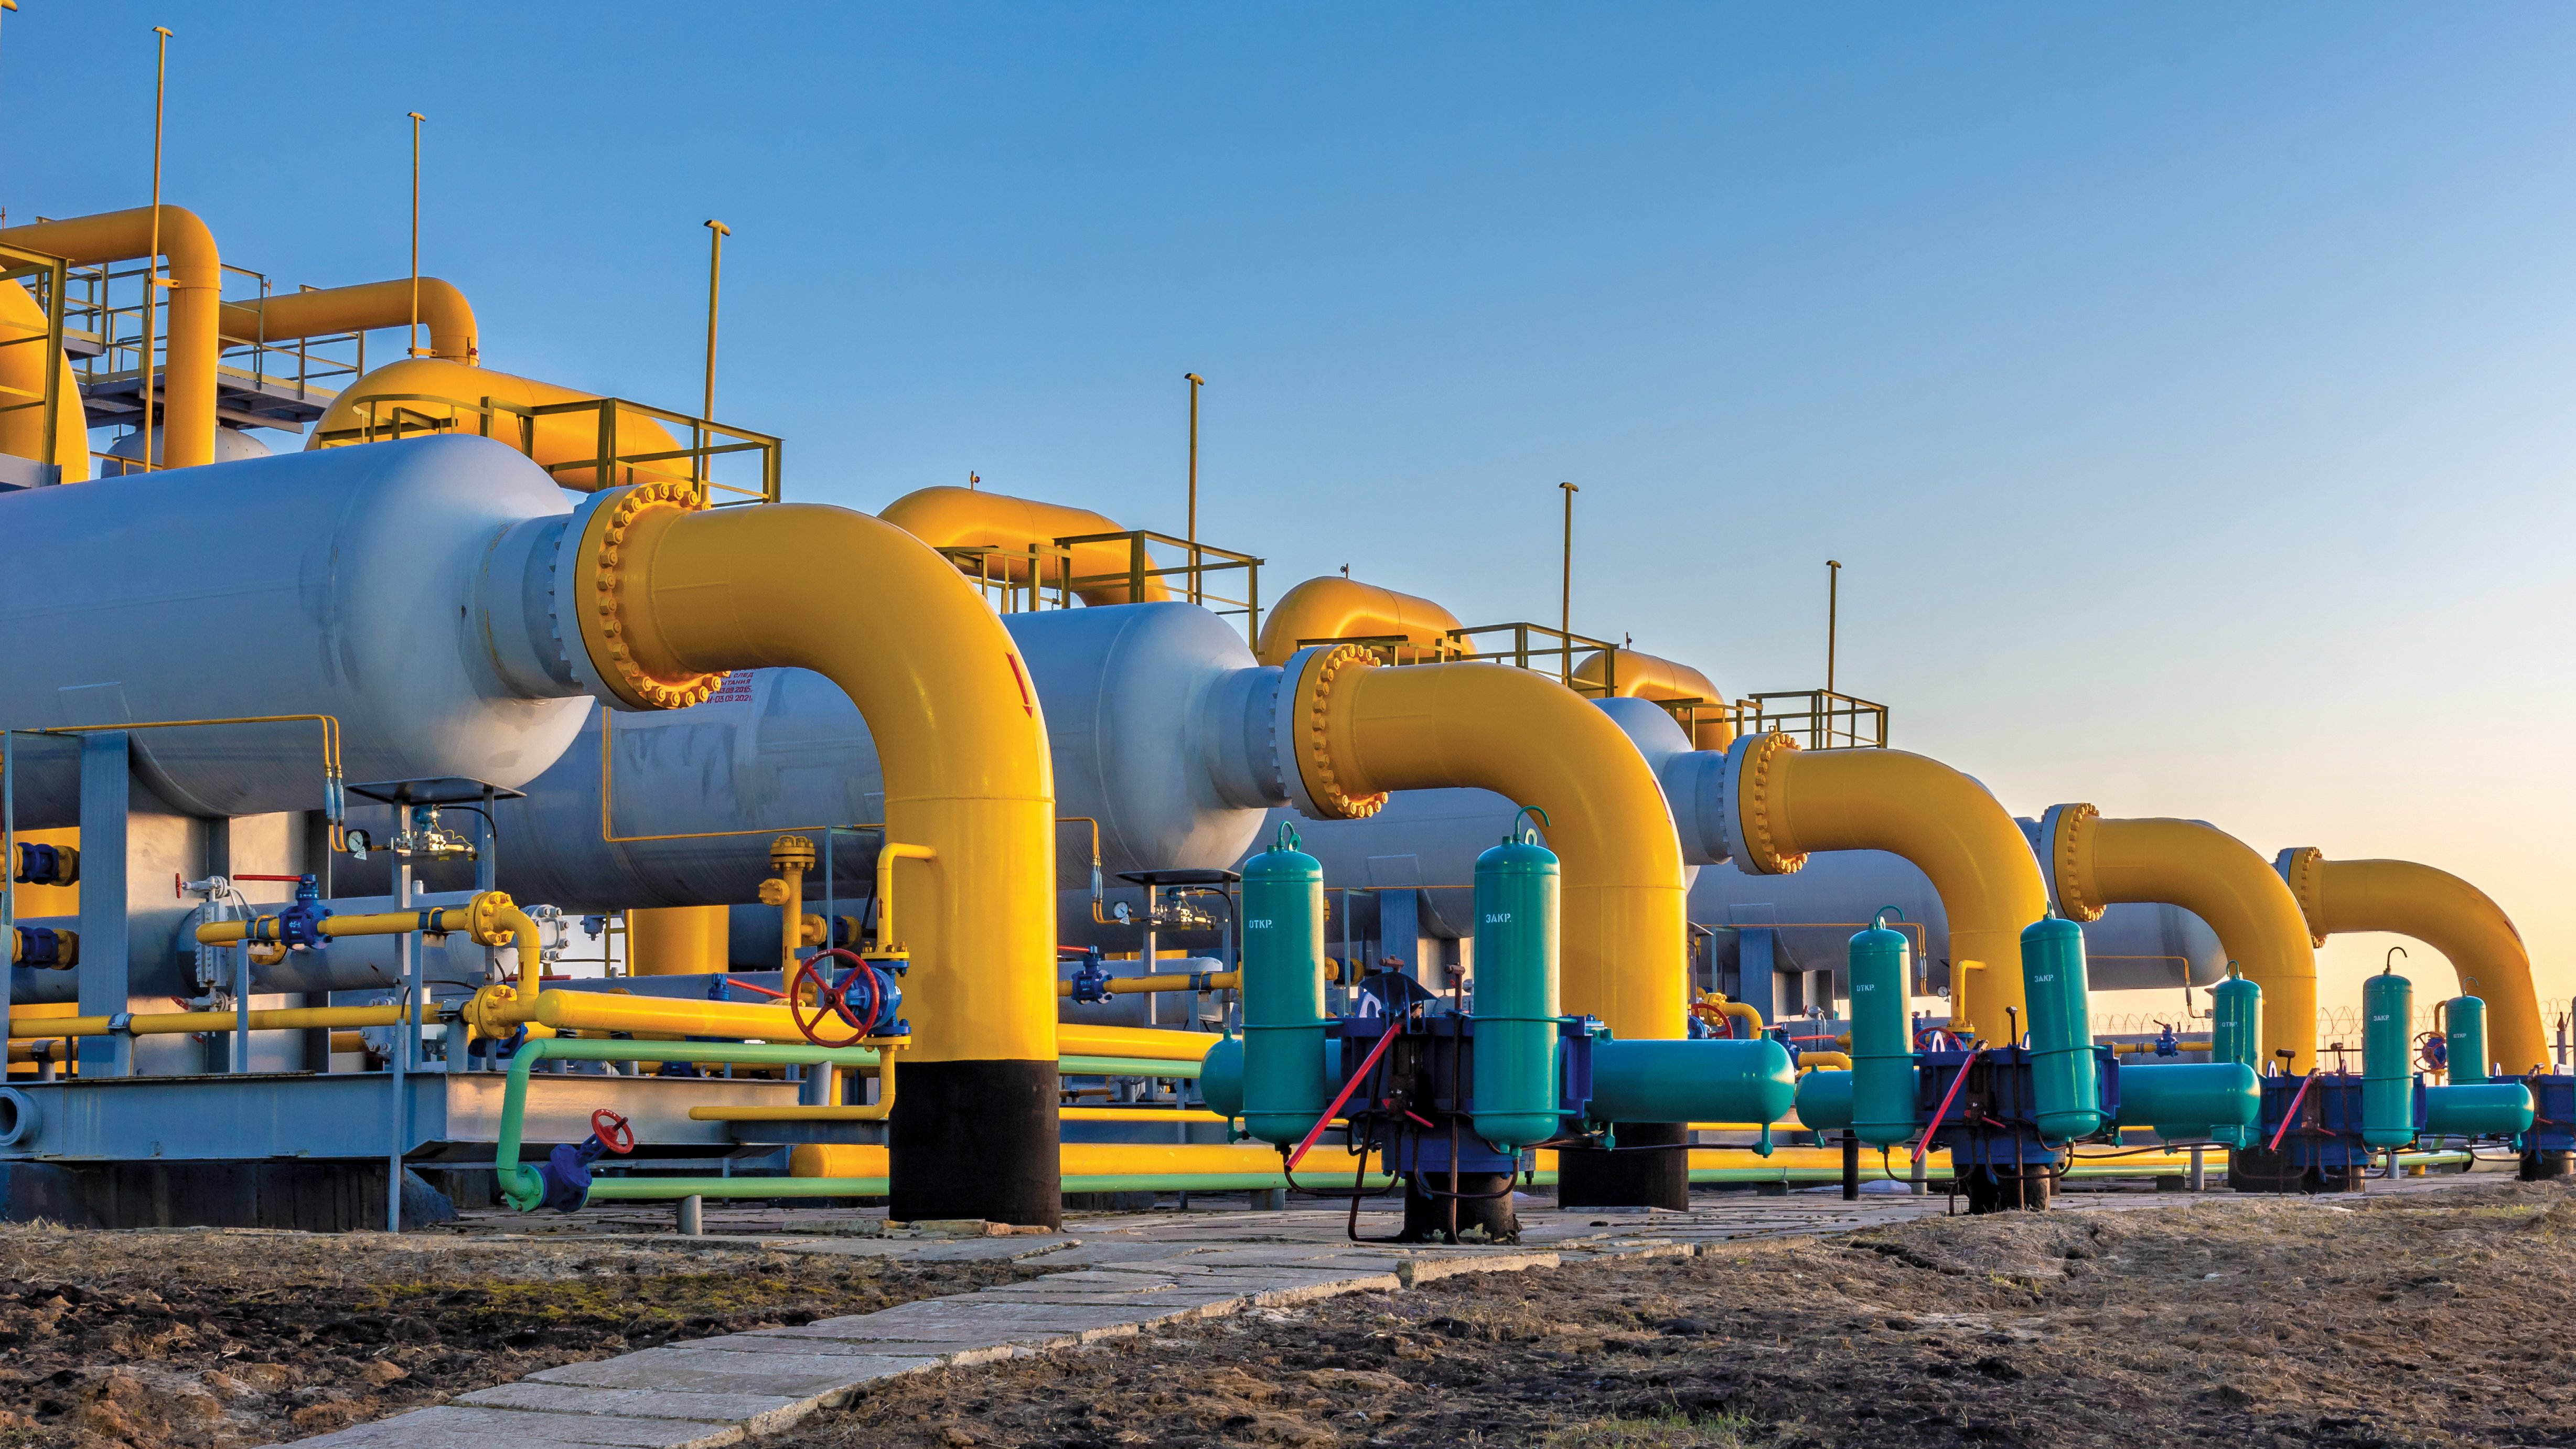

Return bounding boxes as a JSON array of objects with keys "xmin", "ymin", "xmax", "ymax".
[
  {"xmin": 2041, "ymin": 804, "xmax": 2317, "ymax": 1072},
  {"xmin": 195, "ymin": 889, "xmax": 544, "ymax": 989},
  {"xmin": 1286, "ymin": 644, "xmax": 1687, "ymax": 1040},
  {"xmin": 1, "ymin": 206, "xmax": 221, "ymax": 468},
  {"xmin": 221, "ymin": 278, "xmax": 478, "ymax": 363},
  {"xmin": 875, "ymin": 842, "xmax": 936, "ymax": 952},
  {"xmin": 2274, "ymin": 848, "xmax": 2547, "ymax": 1076},
  {"xmin": 761, "ymin": 835, "xmax": 818, "ymax": 974},
  {"xmin": 556, "ymin": 481, "xmax": 1059, "ymax": 1223},
  {"xmin": 880, "ymin": 486, "xmax": 1169, "ymax": 605},
  {"xmin": 1721, "ymin": 733, "xmax": 2047, "ymax": 1046},
  {"xmin": 1057, "ymin": 1023, "xmax": 1220, "ymax": 1062},
  {"xmin": 12, "ymin": 1001, "xmax": 430, "ymax": 1039},
  {"xmin": 1254, "ymin": 577, "xmax": 1474, "ymax": 666},
  {"xmin": 1797, "ymin": 1051, "xmax": 1853, "ymax": 1072}
]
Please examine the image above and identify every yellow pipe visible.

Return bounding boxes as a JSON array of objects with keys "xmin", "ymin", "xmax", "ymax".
[
  {"xmin": 0, "ymin": 206, "xmax": 220, "ymax": 469},
  {"xmin": 628, "ymin": 905, "xmax": 727, "ymax": 975},
  {"xmin": 1691, "ymin": 994, "xmax": 1765, "ymax": 1037},
  {"xmin": 221, "ymin": 277, "xmax": 477, "ymax": 363},
  {"xmin": 564, "ymin": 482, "xmax": 1058, "ymax": 1069},
  {"xmin": 1574, "ymin": 648, "xmax": 1734, "ymax": 752},
  {"xmin": 10, "ymin": 1001, "xmax": 431, "ymax": 1039},
  {"xmin": 879, "ymin": 485, "xmax": 1170, "ymax": 606},
  {"xmin": 1726, "ymin": 734, "xmax": 2047, "ymax": 1047},
  {"xmin": 196, "ymin": 888, "xmax": 543, "ymax": 989},
  {"xmin": 874, "ymin": 841, "xmax": 936, "ymax": 953},
  {"xmin": 1253, "ymin": 576, "xmax": 1474, "ymax": 666},
  {"xmin": 1289, "ymin": 644, "xmax": 1687, "ymax": 1040},
  {"xmin": 1797, "ymin": 1050, "xmax": 1852, "ymax": 1072},
  {"xmin": 692, "ymin": 1048, "xmax": 900, "ymax": 1122},
  {"xmin": 790, "ymin": 1140, "xmax": 1382, "ymax": 1179},
  {"xmin": 1055, "ymin": 969, "xmax": 1240, "ymax": 997},
  {"xmin": 1058, "ymin": 1023, "xmax": 1219, "ymax": 1062},
  {"xmin": 308, "ymin": 358, "xmax": 692, "ymax": 492},
  {"xmin": 464, "ymin": 986, "xmax": 809, "ymax": 1042},
  {"xmin": 763, "ymin": 835, "xmax": 818, "ymax": 974},
  {"xmin": 2046, "ymin": 806, "xmax": 2317, "ymax": 1072},
  {"xmin": 2275, "ymin": 848, "xmax": 2548, "ymax": 1076},
  {"xmin": 0, "ymin": 271, "xmax": 88, "ymax": 478}
]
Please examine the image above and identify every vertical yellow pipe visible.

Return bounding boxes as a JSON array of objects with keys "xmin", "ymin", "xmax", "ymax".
[
  {"xmin": 565, "ymin": 482, "xmax": 1059, "ymax": 1225},
  {"xmin": 0, "ymin": 207, "xmax": 220, "ymax": 469}
]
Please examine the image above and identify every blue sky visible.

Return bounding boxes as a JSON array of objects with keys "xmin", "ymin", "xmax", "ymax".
[{"xmin": 8, "ymin": 4, "xmax": 2574, "ymax": 1018}]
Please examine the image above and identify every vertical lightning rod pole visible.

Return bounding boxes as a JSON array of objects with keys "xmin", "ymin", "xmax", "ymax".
[
  {"xmin": 139, "ymin": 26, "xmax": 173, "ymax": 472},
  {"xmin": 1826, "ymin": 559, "xmax": 1842, "ymax": 699},
  {"xmin": 701, "ymin": 219, "xmax": 729, "ymax": 489},
  {"xmin": 1558, "ymin": 482, "xmax": 1580, "ymax": 684},
  {"xmin": 407, "ymin": 112, "xmax": 426, "ymax": 357},
  {"xmin": 1184, "ymin": 372, "xmax": 1205, "ymax": 602}
]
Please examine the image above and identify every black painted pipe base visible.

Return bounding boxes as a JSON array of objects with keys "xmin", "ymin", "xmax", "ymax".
[
  {"xmin": 888, "ymin": 1058, "xmax": 1062, "ymax": 1228},
  {"xmin": 2226, "ymin": 1145, "xmax": 2366, "ymax": 1195},
  {"xmin": 1961, "ymin": 1164, "xmax": 2052, "ymax": 1214},
  {"xmin": 1398, "ymin": 1172, "xmax": 1517, "ymax": 1243},
  {"xmin": 2520, "ymin": 1150, "xmax": 2573, "ymax": 1181},
  {"xmin": 1557, "ymin": 1122, "xmax": 1689, "ymax": 1209}
]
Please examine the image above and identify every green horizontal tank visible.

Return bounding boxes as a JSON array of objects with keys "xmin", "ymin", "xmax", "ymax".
[
  {"xmin": 2445, "ymin": 995, "xmax": 2488, "ymax": 1085},
  {"xmin": 1472, "ymin": 812, "xmax": 1562, "ymax": 1149},
  {"xmin": 2362, "ymin": 967, "xmax": 2416, "ymax": 1150},
  {"xmin": 1795, "ymin": 1069, "xmax": 1854, "ymax": 1133},
  {"xmin": 2422, "ymin": 1082, "xmax": 2532, "ymax": 1139},
  {"xmin": 1238, "ymin": 824, "xmax": 1334, "ymax": 1147},
  {"xmin": 1847, "ymin": 913, "xmax": 1917, "ymax": 1148},
  {"xmin": 2114, "ymin": 1062, "xmax": 2259, "ymax": 1142},
  {"xmin": 1201, "ymin": 1036, "xmax": 1244, "ymax": 1120},
  {"xmin": 1591, "ymin": 1038, "xmax": 1796, "ymax": 1128},
  {"xmin": 2022, "ymin": 913, "xmax": 2102, "ymax": 1141}
]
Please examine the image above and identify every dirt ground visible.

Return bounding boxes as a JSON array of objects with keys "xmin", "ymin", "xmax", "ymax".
[
  {"xmin": 789, "ymin": 1178, "xmax": 2576, "ymax": 1449},
  {"xmin": 0, "ymin": 1228, "xmax": 1048, "ymax": 1449}
]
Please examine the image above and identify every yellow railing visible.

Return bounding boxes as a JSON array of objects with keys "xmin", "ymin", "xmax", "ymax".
[{"xmin": 312, "ymin": 391, "xmax": 781, "ymax": 507}]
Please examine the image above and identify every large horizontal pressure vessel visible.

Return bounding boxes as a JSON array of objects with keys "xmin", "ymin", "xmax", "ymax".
[
  {"xmin": 0, "ymin": 437, "xmax": 591, "ymax": 826},
  {"xmin": 376, "ymin": 601, "xmax": 1270, "ymax": 912},
  {"xmin": 1589, "ymin": 1037, "xmax": 1795, "ymax": 1126},
  {"xmin": 2113, "ymin": 1061, "xmax": 2258, "ymax": 1141}
]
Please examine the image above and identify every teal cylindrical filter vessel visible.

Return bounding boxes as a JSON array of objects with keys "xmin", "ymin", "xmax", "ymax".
[
  {"xmin": 1239, "ymin": 825, "xmax": 1333, "ymax": 1146},
  {"xmin": 1795, "ymin": 1069, "xmax": 1854, "ymax": 1133},
  {"xmin": 2423, "ymin": 1082, "xmax": 2532, "ymax": 1139},
  {"xmin": 1472, "ymin": 820, "xmax": 1562, "ymax": 1147},
  {"xmin": 2211, "ymin": 968, "xmax": 2261, "ymax": 1147},
  {"xmin": 1847, "ymin": 918, "xmax": 1917, "ymax": 1147},
  {"xmin": 2114, "ymin": 1062, "xmax": 2259, "ymax": 1142},
  {"xmin": 2022, "ymin": 914, "xmax": 2102, "ymax": 1140},
  {"xmin": 2445, "ymin": 996, "xmax": 2488, "ymax": 1085},
  {"xmin": 2363, "ymin": 969, "xmax": 2416, "ymax": 1149}
]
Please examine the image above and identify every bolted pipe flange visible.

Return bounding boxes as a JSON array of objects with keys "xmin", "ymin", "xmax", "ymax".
[
  {"xmin": 1715, "ymin": 730, "xmax": 1804, "ymax": 875},
  {"xmin": 1284, "ymin": 642, "xmax": 1388, "ymax": 821},
  {"xmin": 2271, "ymin": 845, "xmax": 2330, "ymax": 948},
  {"xmin": 570, "ymin": 481, "xmax": 725, "ymax": 711},
  {"xmin": 2038, "ymin": 803, "xmax": 2106, "ymax": 923}
]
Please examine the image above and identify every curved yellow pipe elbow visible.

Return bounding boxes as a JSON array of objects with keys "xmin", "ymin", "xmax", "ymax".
[
  {"xmin": 569, "ymin": 484, "xmax": 1057, "ymax": 1066},
  {"xmin": 1573, "ymin": 648, "xmax": 1733, "ymax": 751},
  {"xmin": 0, "ymin": 275, "xmax": 89, "ymax": 478},
  {"xmin": 1287, "ymin": 644, "xmax": 1686, "ymax": 1039},
  {"xmin": 2, "ymin": 206, "xmax": 220, "ymax": 468},
  {"xmin": 879, "ymin": 485, "xmax": 1169, "ymax": 606},
  {"xmin": 2044, "ymin": 805, "xmax": 2316, "ymax": 1071},
  {"xmin": 310, "ymin": 358, "xmax": 689, "ymax": 492},
  {"xmin": 1254, "ymin": 577, "xmax": 1473, "ymax": 666},
  {"xmin": 1798, "ymin": 1051, "xmax": 1852, "ymax": 1072},
  {"xmin": 223, "ymin": 277, "xmax": 478, "ymax": 364},
  {"xmin": 2276, "ymin": 848, "xmax": 2545, "ymax": 1076},
  {"xmin": 1724, "ymin": 734, "xmax": 2046, "ymax": 1047}
]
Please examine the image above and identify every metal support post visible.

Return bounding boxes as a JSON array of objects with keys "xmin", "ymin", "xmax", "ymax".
[
  {"xmin": 1, "ymin": 731, "xmax": 14, "ymax": 1053},
  {"xmin": 1841, "ymin": 1132, "xmax": 1861, "ymax": 1200},
  {"xmin": 389, "ymin": 856, "xmax": 414, "ymax": 1232},
  {"xmin": 677, "ymin": 1194, "xmax": 704, "ymax": 1236},
  {"xmin": 2187, "ymin": 1144, "xmax": 2205, "ymax": 1192},
  {"xmin": 77, "ymin": 732, "xmax": 131, "ymax": 1078}
]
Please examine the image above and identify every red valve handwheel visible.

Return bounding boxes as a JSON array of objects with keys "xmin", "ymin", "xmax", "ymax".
[
  {"xmin": 787, "ymin": 950, "xmax": 869, "ymax": 1048},
  {"xmin": 589, "ymin": 1109, "xmax": 636, "ymax": 1154}
]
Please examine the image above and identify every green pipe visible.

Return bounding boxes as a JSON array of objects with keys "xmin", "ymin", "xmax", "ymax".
[
  {"xmin": 1059, "ymin": 1055, "xmax": 1204, "ymax": 1079},
  {"xmin": 492, "ymin": 1038, "xmax": 883, "ymax": 1212}
]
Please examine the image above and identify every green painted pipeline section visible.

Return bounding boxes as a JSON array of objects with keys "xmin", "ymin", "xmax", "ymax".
[{"xmin": 1060, "ymin": 1055, "xmax": 1204, "ymax": 1078}]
